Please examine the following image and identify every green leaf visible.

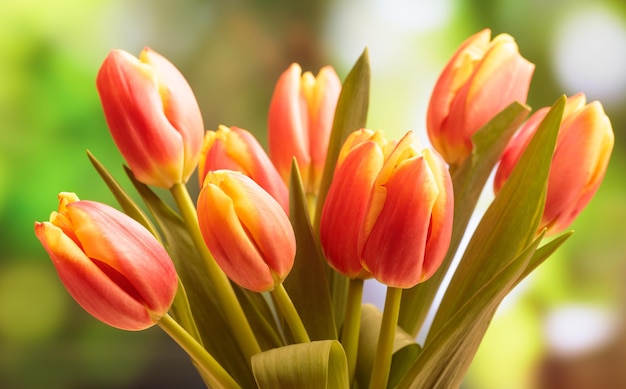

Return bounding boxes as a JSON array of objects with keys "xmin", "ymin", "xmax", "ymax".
[
  {"xmin": 398, "ymin": 101, "xmax": 530, "ymax": 337},
  {"xmin": 87, "ymin": 150, "xmax": 159, "ymax": 239},
  {"xmin": 355, "ymin": 304, "xmax": 421, "ymax": 389},
  {"xmin": 516, "ymin": 230, "xmax": 573, "ymax": 286},
  {"xmin": 313, "ymin": 47, "xmax": 371, "ymax": 333},
  {"xmin": 397, "ymin": 233, "xmax": 542, "ymax": 389},
  {"xmin": 283, "ymin": 160, "xmax": 337, "ymax": 340},
  {"xmin": 252, "ymin": 340, "xmax": 349, "ymax": 389},
  {"xmin": 232, "ymin": 287, "xmax": 286, "ymax": 348},
  {"xmin": 428, "ymin": 96, "xmax": 565, "ymax": 337},
  {"xmin": 315, "ymin": 47, "xmax": 371, "ymax": 231}
]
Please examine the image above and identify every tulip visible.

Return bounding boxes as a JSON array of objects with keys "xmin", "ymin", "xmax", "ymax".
[
  {"xmin": 320, "ymin": 129, "xmax": 390, "ymax": 279},
  {"xmin": 427, "ymin": 29, "xmax": 534, "ymax": 167},
  {"xmin": 97, "ymin": 47, "xmax": 204, "ymax": 188},
  {"xmin": 268, "ymin": 63, "xmax": 341, "ymax": 196},
  {"xmin": 197, "ymin": 170, "xmax": 296, "ymax": 292},
  {"xmin": 198, "ymin": 125, "xmax": 289, "ymax": 213},
  {"xmin": 34, "ymin": 193, "xmax": 178, "ymax": 331},
  {"xmin": 359, "ymin": 132, "xmax": 454, "ymax": 288},
  {"xmin": 494, "ymin": 93, "xmax": 614, "ymax": 236}
]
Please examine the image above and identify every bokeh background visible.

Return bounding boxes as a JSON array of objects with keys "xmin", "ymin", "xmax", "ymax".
[{"xmin": 1, "ymin": 0, "xmax": 625, "ymax": 388}]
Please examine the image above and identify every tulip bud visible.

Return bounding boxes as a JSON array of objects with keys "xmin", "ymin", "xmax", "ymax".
[
  {"xmin": 494, "ymin": 93, "xmax": 614, "ymax": 236},
  {"xmin": 97, "ymin": 47, "xmax": 204, "ymax": 188},
  {"xmin": 198, "ymin": 125, "xmax": 289, "ymax": 213},
  {"xmin": 359, "ymin": 132, "xmax": 454, "ymax": 288},
  {"xmin": 320, "ymin": 129, "xmax": 390, "ymax": 279},
  {"xmin": 197, "ymin": 171, "xmax": 296, "ymax": 292},
  {"xmin": 34, "ymin": 193, "xmax": 178, "ymax": 331},
  {"xmin": 268, "ymin": 63, "xmax": 341, "ymax": 196},
  {"xmin": 427, "ymin": 29, "xmax": 534, "ymax": 167}
]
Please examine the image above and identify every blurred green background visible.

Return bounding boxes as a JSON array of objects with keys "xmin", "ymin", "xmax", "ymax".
[{"xmin": 1, "ymin": 0, "xmax": 624, "ymax": 388}]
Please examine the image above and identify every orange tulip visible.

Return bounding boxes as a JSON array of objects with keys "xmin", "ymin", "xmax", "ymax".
[
  {"xmin": 494, "ymin": 93, "xmax": 614, "ymax": 236},
  {"xmin": 427, "ymin": 29, "xmax": 534, "ymax": 167},
  {"xmin": 359, "ymin": 132, "xmax": 454, "ymax": 288},
  {"xmin": 268, "ymin": 63, "xmax": 341, "ymax": 196},
  {"xmin": 34, "ymin": 193, "xmax": 178, "ymax": 331},
  {"xmin": 97, "ymin": 47, "xmax": 204, "ymax": 188},
  {"xmin": 198, "ymin": 125, "xmax": 289, "ymax": 213},
  {"xmin": 320, "ymin": 129, "xmax": 390, "ymax": 279},
  {"xmin": 197, "ymin": 171, "xmax": 296, "ymax": 292}
]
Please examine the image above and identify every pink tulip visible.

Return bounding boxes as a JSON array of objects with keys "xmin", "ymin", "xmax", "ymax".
[
  {"xmin": 494, "ymin": 93, "xmax": 614, "ymax": 236},
  {"xmin": 197, "ymin": 171, "xmax": 296, "ymax": 292},
  {"xmin": 427, "ymin": 29, "xmax": 534, "ymax": 167},
  {"xmin": 34, "ymin": 193, "xmax": 178, "ymax": 330},
  {"xmin": 268, "ymin": 63, "xmax": 341, "ymax": 196},
  {"xmin": 97, "ymin": 48, "xmax": 204, "ymax": 188},
  {"xmin": 198, "ymin": 125, "xmax": 289, "ymax": 213}
]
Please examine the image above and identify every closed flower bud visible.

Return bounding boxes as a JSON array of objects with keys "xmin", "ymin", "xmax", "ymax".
[
  {"xmin": 494, "ymin": 93, "xmax": 614, "ymax": 236},
  {"xmin": 34, "ymin": 193, "xmax": 178, "ymax": 331},
  {"xmin": 197, "ymin": 171, "xmax": 296, "ymax": 292},
  {"xmin": 97, "ymin": 47, "xmax": 204, "ymax": 188},
  {"xmin": 359, "ymin": 132, "xmax": 454, "ymax": 288},
  {"xmin": 198, "ymin": 125, "xmax": 289, "ymax": 213},
  {"xmin": 427, "ymin": 29, "xmax": 534, "ymax": 167},
  {"xmin": 268, "ymin": 63, "xmax": 341, "ymax": 196},
  {"xmin": 320, "ymin": 129, "xmax": 390, "ymax": 279}
]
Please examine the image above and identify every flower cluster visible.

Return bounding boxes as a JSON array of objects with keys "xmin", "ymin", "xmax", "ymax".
[{"xmin": 35, "ymin": 29, "xmax": 613, "ymax": 388}]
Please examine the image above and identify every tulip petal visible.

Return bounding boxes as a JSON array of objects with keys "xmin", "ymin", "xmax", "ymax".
[
  {"xmin": 269, "ymin": 63, "xmax": 310, "ymax": 183},
  {"xmin": 140, "ymin": 48, "xmax": 204, "ymax": 182},
  {"xmin": 66, "ymin": 201, "xmax": 178, "ymax": 315},
  {"xmin": 221, "ymin": 174, "xmax": 295, "ymax": 280},
  {"xmin": 307, "ymin": 66, "xmax": 342, "ymax": 186},
  {"xmin": 35, "ymin": 222, "xmax": 153, "ymax": 330},
  {"xmin": 197, "ymin": 178, "xmax": 276, "ymax": 292},
  {"xmin": 361, "ymin": 157, "xmax": 439, "ymax": 288},
  {"xmin": 421, "ymin": 149, "xmax": 454, "ymax": 280},
  {"xmin": 320, "ymin": 141, "xmax": 384, "ymax": 278}
]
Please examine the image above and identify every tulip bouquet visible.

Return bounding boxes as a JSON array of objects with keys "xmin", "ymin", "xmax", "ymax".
[{"xmin": 34, "ymin": 29, "xmax": 613, "ymax": 388}]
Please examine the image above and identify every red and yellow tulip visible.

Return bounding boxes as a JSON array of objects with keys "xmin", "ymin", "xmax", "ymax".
[
  {"xmin": 359, "ymin": 132, "xmax": 454, "ymax": 288},
  {"xmin": 321, "ymin": 129, "xmax": 454, "ymax": 288},
  {"xmin": 96, "ymin": 47, "xmax": 204, "ymax": 188},
  {"xmin": 268, "ymin": 63, "xmax": 341, "ymax": 196},
  {"xmin": 427, "ymin": 29, "xmax": 534, "ymax": 168},
  {"xmin": 494, "ymin": 93, "xmax": 614, "ymax": 236},
  {"xmin": 197, "ymin": 171, "xmax": 296, "ymax": 292},
  {"xmin": 34, "ymin": 193, "xmax": 178, "ymax": 331}
]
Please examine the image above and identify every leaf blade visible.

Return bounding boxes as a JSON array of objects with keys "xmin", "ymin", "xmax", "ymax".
[{"xmin": 252, "ymin": 340, "xmax": 349, "ymax": 389}]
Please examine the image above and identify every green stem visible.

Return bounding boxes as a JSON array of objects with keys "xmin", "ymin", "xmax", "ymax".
[
  {"xmin": 271, "ymin": 282, "xmax": 311, "ymax": 343},
  {"xmin": 369, "ymin": 287, "xmax": 402, "ymax": 389},
  {"xmin": 157, "ymin": 313, "xmax": 241, "ymax": 389},
  {"xmin": 342, "ymin": 278, "xmax": 364, "ymax": 384},
  {"xmin": 171, "ymin": 277, "xmax": 202, "ymax": 343},
  {"xmin": 170, "ymin": 183, "xmax": 261, "ymax": 361}
]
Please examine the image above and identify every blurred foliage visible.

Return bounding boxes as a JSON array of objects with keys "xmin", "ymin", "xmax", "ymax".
[{"xmin": 1, "ymin": 0, "xmax": 624, "ymax": 388}]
